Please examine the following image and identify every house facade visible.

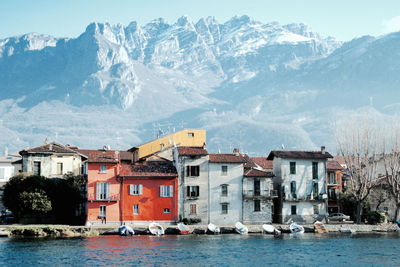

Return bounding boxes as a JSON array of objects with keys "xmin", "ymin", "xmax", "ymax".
[
  {"xmin": 119, "ymin": 160, "xmax": 178, "ymax": 223},
  {"xmin": 208, "ymin": 153, "xmax": 245, "ymax": 225},
  {"xmin": 19, "ymin": 142, "xmax": 86, "ymax": 178},
  {"xmin": 174, "ymin": 146, "xmax": 209, "ymax": 224},
  {"xmin": 268, "ymin": 147, "xmax": 332, "ymax": 224},
  {"xmin": 326, "ymin": 160, "xmax": 343, "ymax": 214},
  {"xmin": 0, "ymin": 152, "xmax": 22, "ymax": 212}
]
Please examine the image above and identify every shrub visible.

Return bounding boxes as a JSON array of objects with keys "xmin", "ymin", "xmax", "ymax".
[{"xmin": 366, "ymin": 211, "xmax": 385, "ymax": 225}]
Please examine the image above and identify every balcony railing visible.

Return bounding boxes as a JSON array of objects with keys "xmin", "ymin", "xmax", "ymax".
[
  {"xmin": 88, "ymin": 194, "xmax": 120, "ymax": 202},
  {"xmin": 243, "ymin": 189, "xmax": 278, "ymax": 199}
]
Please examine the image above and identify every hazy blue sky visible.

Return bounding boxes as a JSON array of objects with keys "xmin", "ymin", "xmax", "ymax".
[{"xmin": 1, "ymin": 0, "xmax": 400, "ymax": 41}]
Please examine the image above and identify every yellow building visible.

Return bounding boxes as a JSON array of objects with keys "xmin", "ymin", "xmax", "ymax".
[{"xmin": 129, "ymin": 129, "xmax": 206, "ymax": 160}]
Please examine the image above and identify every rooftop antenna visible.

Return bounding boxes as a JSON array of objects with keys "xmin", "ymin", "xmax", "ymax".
[{"xmin": 281, "ymin": 144, "xmax": 285, "ymax": 150}]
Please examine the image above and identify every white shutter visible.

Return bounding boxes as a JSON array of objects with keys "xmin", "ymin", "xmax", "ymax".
[
  {"xmin": 160, "ymin": 186, "xmax": 164, "ymax": 197},
  {"xmin": 139, "ymin": 184, "xmax": 143, "ymax": 195},
  {"xmin": 106, "ymin": 183, "xmax": 110, "ymax": 199},
  {"xmin": 129, "ymin": 185, "xmax": 133, "ymax": 195},
  {"xmin": 170, "ymin": 185, "xmax": 173, "ymax": 197},
  {"xmin": 96, "ymin": 183, "xmax": 101, "ymax": 200}
]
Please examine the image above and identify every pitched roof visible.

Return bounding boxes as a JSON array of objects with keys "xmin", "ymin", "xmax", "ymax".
[
  {"xmin": 119, "ymin": 162, "xmax": 177, "ymax": 178},
  {"xmin": 0, "ymin": 153, "xmax": 22, "ymax": 163},
  {"xmin": 177, "ymin": 146, "xmax": 208, "ymax": 156},
  {"xmin": 242, "ymin": 154, "xmax": 257, "ymax": 169},
  {"xmin": 251, "ymin": 157, "xmax": 273, "ymax": 170},
  {"xmin": 77, "ymin": 149, "xmax": 132, "ymax": 161},
  {"xmin": 88, "ymin": 151, "xmax": 119, "ymax": 164},
  {"xmin": 267, "ymin": 150, "xmax": 333, "ymax": 160},
  {"xmin": 327, "ymin": 160, "xmax": 344, "ymax": 170},
  {"xmin": 209, "ymin": 153, "xmax": 246, "ymax": 163},
  {"xmin": 20, "ymin": 142, "xmax": 81, "ymax": 155},
  {"xmin": 244, "ymin": 168, "xmax": 274, "ymax": 177}
]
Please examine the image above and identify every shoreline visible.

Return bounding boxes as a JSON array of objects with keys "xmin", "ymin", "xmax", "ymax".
[{"xmin": 0, "ymin": 223, "xmax": 398, "ymax": 238}]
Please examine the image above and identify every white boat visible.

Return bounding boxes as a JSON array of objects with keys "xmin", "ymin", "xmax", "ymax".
[
  {"xmin": 289, "ymin": 223, "xmax": 305, "ymax": 234},
  {"xmin": 340, "ymin": 228, "xmax": 355, "ymax": 233},
  {"xmin": 149, "ymin": 222, "xmax": 164, "ymax": 236},
  {"xmin": 177, "ymin": 223, "xmax": 191, "ymax": 235},
  {"xmin": 235, "ymin": 222, "xmax": 248, "ymax": 235},
  {"xmin": 262, "ymin": 224, "xmax": 281, "ymax": 235},
  {"xmin": 207, "ymin": 223, "xmax": 220, "ymax": 234},
  {"xmin": 119, "ymin": 225, "xmax": 134, "ymax": 236}
]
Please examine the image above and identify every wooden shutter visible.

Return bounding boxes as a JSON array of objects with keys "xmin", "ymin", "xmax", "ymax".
[
  {"xmin": 196, "ymin": 186, "xmax": 200, "ymax": 197},
  {"xmin": 187, "ymin": 186, "xmax": 190, "ymax": 197},
  {"xmin": 186, "ymin": 166, "xmax": 190, "ymax": 176},
  {"xmin": 106, "ymin": 182, "xmax": 110, "ymax": 199},
  {"xmin": 129, "ymin": 185, "xmax": 133, "ymax": 195},
  {"xmin": 139, "ymin": 184, "xmax": 143, "ymax": 195},
  {"xmin": 160, "ymin": 186, "xmax": 164, "ymax": 197},
  {"xmin": 96, "ymin": 183, "xmax": 100, "ymax": 200},
  {"xmin": 169, "ymin": 185, "xmax": 173, "ymax": 197}
]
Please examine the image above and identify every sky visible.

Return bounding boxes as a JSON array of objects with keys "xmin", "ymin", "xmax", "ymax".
[{"xmin": 0, "ymin": 0, "xmax": 400, "ymax": 41}]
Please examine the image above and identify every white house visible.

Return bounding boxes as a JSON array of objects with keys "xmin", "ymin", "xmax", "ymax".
[
  {"xmin": 19, "ymin": 142, "xmax": 87, "ymax": 178},
  {"xmin": 267, "ymin": 147, "xmax": 332, "ymax": 224},
  {"xmin": 208, "ymin": 153, "xmax": 245, "ymax": 225},
  {"xmin": 0, "ymin": 152, "xmax": 22, "ymax": 211},
  {"xmin": 174, "ymin": 146, "xmax": 209, "ymax": 224}
]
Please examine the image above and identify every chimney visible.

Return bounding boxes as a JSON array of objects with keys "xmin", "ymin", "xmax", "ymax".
[
  {"xmin": 4, "ymin": 146, "xmax": 8, "ymax": 157},
  {"xmin": 233, "ymin": 148, "xmax": 239, "ymax": 156},
  {"xmin": 202, "ymin": 142, "xmax": 207, "ymax": 150},
  {"xmin": 321, "ymin": 146, "xmax": 326, "ymax": 154},
  {"xmin": 45, "ymin": 137, "xmax": 49, "ymax": 144},
  {"xmin": 49, "ymin": 144, "xmax": 53, "ymax": 151}
]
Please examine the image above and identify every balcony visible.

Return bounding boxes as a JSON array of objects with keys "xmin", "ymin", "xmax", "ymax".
[
  {"xmin": 243, "ymin": 189, "xmax": 278, "ymax": 199},
  {"xmin": 87, "ymin": 194, "xmax": 120, "ymax": 202}
]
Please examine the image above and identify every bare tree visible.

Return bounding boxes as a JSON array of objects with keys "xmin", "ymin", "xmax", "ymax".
[
  {"xmin": 380, "ymin": 123, "xmax": 400, "ymax": 222},
  {"xmin": 336, "ymin": 115, "xmax": 379, "ymax": 224}
]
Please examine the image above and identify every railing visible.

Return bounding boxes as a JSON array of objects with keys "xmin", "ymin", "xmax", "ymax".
[
  {"xmin": 243, "ymin": 190, "xmax": 278, "ymax": 198},
  {"xmin": 87, "ymin": 194, "xmax": 120, "ymax": 202}
]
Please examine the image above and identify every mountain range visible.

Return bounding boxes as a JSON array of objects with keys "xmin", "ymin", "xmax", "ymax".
[{"xmin": 1, "ymin": 15, "xmax": 399, "ymax": 155}]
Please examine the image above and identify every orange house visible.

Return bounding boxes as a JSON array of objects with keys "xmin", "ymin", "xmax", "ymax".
[
  {"xmin": 86, "ymin": 151, "xmax": 121, "ymax": 224},
  {"xmin": 119, "ymin": 160, "xmax": 178, "ymax": 223},
  {"xmin": 326, "ymin": 160, "xmax": 343, "ymax": 214}
]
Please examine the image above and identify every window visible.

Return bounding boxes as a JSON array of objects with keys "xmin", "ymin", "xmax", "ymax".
[
  {"xmin": 254, "ymin": 200, "xmax": 261, "ymax": 212},
  {"xmin": 328, "ymin": 172, "xmax": 336, "ymax": 184},
  {"xmin": 57, "ymin": 162, "xmax": 63, "ymax": 175},
  {"xmin": 254, "ymin": 179, "xmax": 260, "ymax": 196},
  {"xmin": 129, "ymin": 184, "xmax": 143, "ymax": 195},
  {"xmin": 96, "ymin": 182, "xmax": 110, "ymax": 200},
  {"xmin": 290, "ymin": 162, "xmax": 296, "ymax": 174},
  {"xmin": 313, "ymin": 182, "xmax": 319, "ymax": 198},
  {"xmin": 133, "ymin": 204, "xmax": 139, "ymax": 215},
  {"xmin": 291, "ymin": 205, "xmax": 297, "ymax": 215},
  {"xmin": 99, "ymin": 205, "xmax": 106, "ymax": 217},
  {"xmin": 187, "ymin": 186, "xmax": 200, "ymax": 197},
  {"xmin": 160, "ymin": 185, "xmax": 174, "ymax": 197},
  {"xmin": 33, "ymin": 161, "xmax": 41, "ymax": 176},
  {"xmin": 290, "ymin": 181, "xmax": 297, "ymax": 198},
  {"xmin": 221, "ymin": 166, "xmax": 228, "ymax": 176},
  {"xmin": 186, "ymin": 165, "xmax": 200, "ymax": 176},
  {"xmin": 188, "ymin": 132, "xmax": 195, "ymax": 137},
  {"xmin": 328, "ymin": 188, "xmax": 337, "ymax": 201},
  {"xmin": 190, "ymin": 204, "xmax": 196, "ymax": 215},
  {"xmin": 313, "ymin": 205, "xmax": 319, "ymax": 215},
  {"xmin": 221, "ymin": 203, "xmax": 228, "ymax": 214},
  {"xmin": 164, "ymin": 208, "xmax": 170, "ymax": 214},
  {"xmin": 312, "ymin": 162, "xmax": 318, "ymax": 179},
  {"xmin": 221, "ymin": 184, "xmax": 228, "ymax": 196},
  {"xmin": 100, "ymin": 165, "xmax": 107, "ymax": 173}
]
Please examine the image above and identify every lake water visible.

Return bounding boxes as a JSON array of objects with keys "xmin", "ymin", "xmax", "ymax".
[{"xmin": 1, "ymin": 233, "xmax": 400, "ymax": 266}]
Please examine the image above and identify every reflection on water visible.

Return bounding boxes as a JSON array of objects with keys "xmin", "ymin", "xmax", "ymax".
[{"xmin": 0, "ymin": 233, "xmax": 399, "ymax": 266}]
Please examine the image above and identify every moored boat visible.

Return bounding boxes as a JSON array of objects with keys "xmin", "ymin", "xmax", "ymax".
[
  {"xmin": 177, "ymin": 223, "xmax": 191, "ymax": 235},
  {"xmin": 235, "ymin": 222, "xmax": 248, "ymax": 235},
  {"xmin": 313, "ymin": 221, "xmax": 328, "ymax": 233},
  {"xmin": 340, "ymin": 228, "xmax": 355, "ymax": 233},
  {"xmin": 207, "ymin": 223, "xmax": 220, "ymax": 234},
  {"xmin": 289, "ymin": 223, "xmax": 305, "ymax": 234},
  {"xmin": 119, "ymin": 225, "xmax": 134, "ymax": 236},
  {"xmin": 149, "ymin": 222, "xmax": 164, "ymax": 236},
  {"xmin": 262, "ymin": 224, "xmax": 281, "ymax": 235}
]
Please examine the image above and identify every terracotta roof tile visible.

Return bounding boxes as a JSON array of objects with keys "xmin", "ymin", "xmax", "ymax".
[
  {"xmin": 251, "ymin": 157, "xmax": 273, "ymax": 170},
  {"xmin": 242, "ymin": 154, "xmax": 257, "ymax": 168},
  {"xmin": 88, "ymin": 151, "xmax": 119, "ymax": 164},
  {"xmin": 327, "ymin": 160, "xmax": 344, "ymax": 170},
  {"xmin": 267, "ymin": 150, "xmax": 333, "ymax": 160},
  {"xmin": 209, "ymin": 153, "xmax": 246, "ymax": 163},
  {"xmin": 244, "ymin": 168, "xmax": 274, "ymax": 177},
  {"xmin": 20, "ymin": 142, "xmax": 78, "ymax": 155},
  {"xmin": 119, "ymin": 162, "xmax": 177, "ymax": 177},
  {"xmin": 177, "ymin": 146, "xmax": 208, "ymax": 156}
]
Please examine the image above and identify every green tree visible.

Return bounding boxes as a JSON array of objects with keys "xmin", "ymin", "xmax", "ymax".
[{"xmin": 19, "ymin": 190, "xmax": 52, "ymax": 214}]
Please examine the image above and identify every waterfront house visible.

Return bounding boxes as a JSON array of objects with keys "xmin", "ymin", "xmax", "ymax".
[
  {"xmin": 326, "ymin": 159, "xmax": 343, "ymax": 214},
  {"xmin": 174, "ymin": 146, "xmax": 209, "ymax": 224},
  {"xmin": 119, "ymin": 158, "xmax": 178, "ymax": 223},
  {"xmin": 208, "ymin": 151, "xmax": 246, "ymax": 225},
  {"xmin": 0, "ymin": 151, "xmax": 22, "ymax": 212},
  {"xmin": 86, "ymin": 151, "xmax": 120, "ymax": 225},
  {"xmin": 267, "ymin": 147, "xmax": 332, "ymax": 224},
  {"xmin": 19, "ymin": 141, "xmax": 87, "ymax": 178}
]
